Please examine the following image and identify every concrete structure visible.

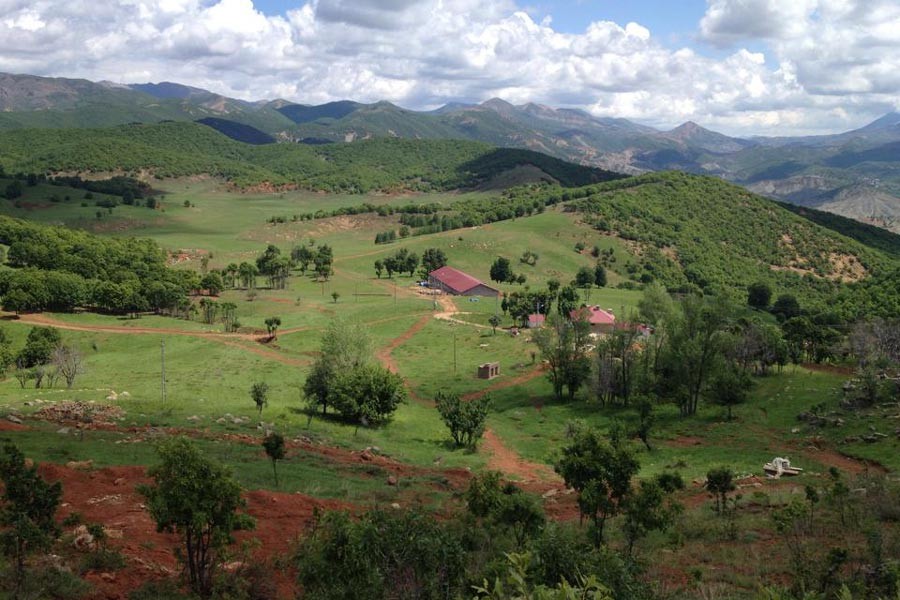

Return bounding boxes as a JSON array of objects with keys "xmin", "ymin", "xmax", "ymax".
[
  {"xmin": 428, "ymin": 266, "xmax": 499, "ymax": 297},
  {"xmin": 477, "ymin": 362, "xmax": 500, "ymax": 379}
]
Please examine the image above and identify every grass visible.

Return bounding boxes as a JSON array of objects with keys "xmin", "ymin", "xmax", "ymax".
[{"xmin": 1, "ymin": 177, "xmax": 893, "ymax": 482}]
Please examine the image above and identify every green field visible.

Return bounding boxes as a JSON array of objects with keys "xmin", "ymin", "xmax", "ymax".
[{"xmin": 1, "ymin": 176, "xmax": 898, "ymax": 599}]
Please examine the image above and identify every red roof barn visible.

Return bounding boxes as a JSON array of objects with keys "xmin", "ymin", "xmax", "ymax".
[
  {"xmin": 428, "ymin": 266, "xmax": 499, "ymax": 297},
  {"xmin": 570, "ymin": 306, "xmax": 617, "ymax": 333}
]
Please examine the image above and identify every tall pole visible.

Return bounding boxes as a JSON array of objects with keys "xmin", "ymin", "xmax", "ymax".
[
  {"xmin": 453, "ymin": 333, "xmax": 457, "ymax": 374},
  {"xmin": 161, "ymin": 340, "xmax": 167, "ymax": 403}
]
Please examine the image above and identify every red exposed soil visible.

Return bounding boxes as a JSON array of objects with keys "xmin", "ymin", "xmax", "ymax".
[
  {"xmin": 481, "ymin": 429, "xmax": 559, "ymax": 484},
  {"xmin": 37, "ymin": 462, "xmax": 358, "ymax": 600},
  {"xmin": 0, "ymin": 419, "xmax": 29, "ymax": 431},
  {"xmin": 664, "ymin": 435, "xmax": 705, "ymax": 448},
  {"xmin": 795, "ymin": 445, "xmax": 886, "ymax": 475},
  {"xmin": 802, "ymin": 362, "xmax": 855, "ymax": 376}
]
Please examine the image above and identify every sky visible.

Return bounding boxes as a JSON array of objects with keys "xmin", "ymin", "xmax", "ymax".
[{"xmin": 0, "ymin": 0, "xmax": 898, "ymax": 136}]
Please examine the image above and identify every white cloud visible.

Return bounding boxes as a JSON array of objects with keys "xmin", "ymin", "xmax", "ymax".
[{"xmin": 0, "ymin": 0, "xmax": 895, "ymax": 136}]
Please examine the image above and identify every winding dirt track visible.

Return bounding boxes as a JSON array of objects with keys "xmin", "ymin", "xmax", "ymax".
[
  {"xmin": 9, "ymin": 312, "xmax": 312, "ymax": 367},
  {"xmin": 481, "ymin": 429, "xmax": 560, "ymax": 483}
]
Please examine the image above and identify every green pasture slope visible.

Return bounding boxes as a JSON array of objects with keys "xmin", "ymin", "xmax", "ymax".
[{"xmin": 1, "ymin": 176, "xmax": 897, "ymax": 489}]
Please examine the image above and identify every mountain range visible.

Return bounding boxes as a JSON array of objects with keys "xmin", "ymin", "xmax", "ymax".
[{"xmin": 1, "ymin": 72, "xmax": 897, "ymax": 231}]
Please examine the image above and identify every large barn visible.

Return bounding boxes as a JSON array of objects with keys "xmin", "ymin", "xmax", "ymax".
[{"xmin": 428, "ymin": 266, "xmax": 500, "ymax": 297}]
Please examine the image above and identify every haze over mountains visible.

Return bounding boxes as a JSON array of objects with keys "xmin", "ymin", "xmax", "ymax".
[{"xmin": 1, "ymin": 72, "xmax": 897, "ymax": 232}]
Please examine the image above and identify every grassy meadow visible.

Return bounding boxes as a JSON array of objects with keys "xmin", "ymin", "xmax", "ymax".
[
  {"xmin": 2, "ymin": 176, "xmax": 898, "ymax": 598},
  {"xmin": 2, "ymin": 177, "xmax": 895, "ymax": 480}
]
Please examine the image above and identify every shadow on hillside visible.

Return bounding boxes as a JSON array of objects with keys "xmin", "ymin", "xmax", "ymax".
[{"xmin": 456, "ymin": 148, "xmax": 626, "ymax": 189}]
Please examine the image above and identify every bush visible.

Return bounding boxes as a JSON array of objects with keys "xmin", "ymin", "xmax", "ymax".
[
  {"xmin": 436, "ymin": 391, "xmax": 491, "ymax": 448},
  {"xmin": 295, "ymin": 509, "xmax": 466, "ymax": 600}
]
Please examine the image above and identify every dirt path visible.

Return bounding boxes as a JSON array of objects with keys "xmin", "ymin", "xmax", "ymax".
[
  {"xmin": 374, "ymin": 313, "xmax": 432, "ymax": 375},
  {"xmin": 481, "ymin": 429, "xmax": 560, "ymax": 483},
  {"xmin": 11, "ymin": 313, "xmax": 312, "ymax": 368},
  {"xmin": 462, "ymin": 363, "xmax": 547, "ymax": 401}
]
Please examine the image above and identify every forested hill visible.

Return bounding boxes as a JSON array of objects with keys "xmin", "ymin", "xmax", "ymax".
[
  {"xmin": 0, "ymin": 122, "xmax": 623, "ymax": 192},
  {"xmin": 510, "ymin": 171, "xmax": 899, "ymax": 315}
]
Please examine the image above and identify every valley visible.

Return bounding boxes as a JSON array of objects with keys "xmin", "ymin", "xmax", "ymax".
[{"xmin": 0, "ymin": 162, "xmax": 898, "ymax": 598}]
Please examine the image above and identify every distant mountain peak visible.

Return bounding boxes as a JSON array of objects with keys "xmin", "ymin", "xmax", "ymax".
[
  {"xmin": 481, "ymin": 97, "xmax": 516, "ymax": 111},
  {"xmin": 668, "ymin": 121, "xmax": 708, "ymax": 135},
  {"xmin": 860, "ymin": 111, "xmax": 900, "ymax": 131}
]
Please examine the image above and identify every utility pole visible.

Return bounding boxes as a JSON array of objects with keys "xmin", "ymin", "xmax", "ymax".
[
  {"xmin": 161, "ymin": 340, "xmax": 167, "ymax": 403},
  {"xmin": 453, "ymin": 333, "xmax": 457, "ymax": 373}
]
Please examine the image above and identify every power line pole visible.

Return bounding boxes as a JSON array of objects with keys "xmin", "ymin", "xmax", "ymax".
[
  {"xmin": 161, "ymin": 340, "xmax": 167, "ymax": 403},
  {"xmin": 453, "ymin": 333, "xmax": 457, "ymax": 374}
]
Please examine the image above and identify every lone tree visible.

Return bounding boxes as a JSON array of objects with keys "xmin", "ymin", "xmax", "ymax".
[
  {"xmin": 51, "ymin": 344, "xmax": 84, "ymax": 389},
  {"xmin": 709, "ymin": 364, "xmax": 752, "ymax": 420},
  {"xmin": 262, "ymin": 433, "xmax": 286, "ymax": 488},
  {"xmin": 304, "ymin": 320, "xmax": 372, "ymax": 417},
  {"xmin": 534, "ymin": 314, "xmax": 592, "ymax": 401},
  {"xmin": 250, "ymin": 381, "xmax": 269, "ymax": 415},
  {"xmin": 489, "ymin": 257, "xmax": 514, "ymax": 284},
  {"xmin": 139, "ymin": 438, "xmax": 254, "ymax": 598},
  {"xmin": 594, "ymin": 263, "xmax": 607, "ymax": 287},
  {"xmin": 488, "ymin": 314, "xmax": 502, "ymax": 335},
  {"xmin": 419, "ymin": 247, "xmax": 448, "ymax": 278},
  {"xmin": 435, "ymin": 391, "xmax": 491, "ymax": 448},
  {"xmin": 705, "ymin": 467, "xmax": 736, "ymax": 514},
  {"xmin": 555, "ymin": 424, "xmax": 639, "ymax": 545},
  {"xmin": 264, "ymin": 316, "xmax": 281, "ymax": 340},
  {"xmin": 747, "ymin": 282, "xmax": 772, "ymax": 310},
  {"xmin": 0, "ymin": 442, "xmax": 63, "ymax": 596},
  {"xmin": 328, "ymin": 364, "xmax": 407, "ymax": 426}
]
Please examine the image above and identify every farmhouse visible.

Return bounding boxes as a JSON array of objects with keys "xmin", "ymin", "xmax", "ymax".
[
  {"xmin": 527, "ymin": 313, "xmax": 545, "ymax": 328},
  {"xmin": 570, "ymin": 305, "xmax": 617, "ymax": 334},
  {"xmin": 428, "ymin": 266, "xmax": 499, "ymax": 297}
]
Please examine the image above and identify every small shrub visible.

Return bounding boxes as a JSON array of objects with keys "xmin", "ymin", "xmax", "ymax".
[{"xmin": 80, "ymin": 547, "xmax": 126, "ymax": 574}]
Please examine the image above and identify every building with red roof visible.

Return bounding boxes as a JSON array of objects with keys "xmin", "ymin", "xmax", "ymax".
[
  {"xmin": 428, "ymin": 266, "xmax": 499, "ymax": 297},
  {"xmin": 527, "ymin": 313, "xmax": 545, "ymax": 328},
  {"xmin": 570, "ymin": 305, "xmax": 617, "ymax": 334}
]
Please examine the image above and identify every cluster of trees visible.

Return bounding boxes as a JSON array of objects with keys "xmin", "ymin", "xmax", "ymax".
[
  {"xmin": 489, "ymin": 257, "xmax": 527, "ymax": 285},
  {"xmin": 303, "ymin": 320, "xmax": 406, "ymax": 425},
  {"xmin": 0, "ymin": 326, "xmax": 85, "ymax": 390},
  {"xmin": 268, "ymin": 201, "xmax": 446, "ymax": 227},
  {"xmin": 255, "ymin": 244, "xmax": 293, "ymax": 289},
  {"xmin": 373, "ymin": 248, "xmax": 419, "ymax": 279},
  {"xmin": 373, "ymin": 229, "xmax": 399, "ymax": 244},
  {"xmin": 295, "ymin": 470, "xmax": 654, "ymax": 600},
  {"xmin": 208, "ymin": 243, "xmax": 335, "ymax": 297},
  {"xmin": 532, "ymin": 285, "xmax": 801, "ymax": 421},
  {"xmin": 2, "ymin": 172, "xmax": 157, "ymax": 209},
  {"xmin": 0, "ymin": 216, "xmax": 194, "ymax": 316}
]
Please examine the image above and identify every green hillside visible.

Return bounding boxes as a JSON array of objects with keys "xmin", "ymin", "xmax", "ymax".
[
  {"xmin": 477, "ymin": 171, "xmax": 898, "ymax": 313},
  {"xmin": 0, "ymin": 122, "xmax": 621, "ymax": 192}
]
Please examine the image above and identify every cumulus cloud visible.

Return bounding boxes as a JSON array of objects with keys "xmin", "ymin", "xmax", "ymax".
[{"xmin": 0, "ymin": 0, "xmax": 895, "ymax": 135}]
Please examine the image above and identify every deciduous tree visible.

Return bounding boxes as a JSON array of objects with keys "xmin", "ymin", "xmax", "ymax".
[
  {"xmin": 139, "ymin": 438, "xmax": 254, "ymax": 598},
  {"xmin": 435, "ymin": 391, "xmax": 491, "ymax": 448},
  {"xmin": 0, "ymin": 442, "xmax": 62, "ymax": 595}
]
